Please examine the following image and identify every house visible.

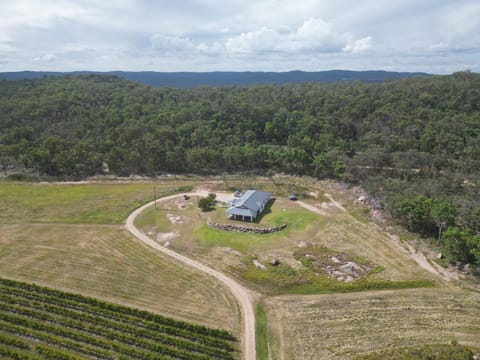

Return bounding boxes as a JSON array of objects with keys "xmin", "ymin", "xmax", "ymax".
[{"xmin": 226, "ymin": 190, "xmax": 272, "ymax": 222}]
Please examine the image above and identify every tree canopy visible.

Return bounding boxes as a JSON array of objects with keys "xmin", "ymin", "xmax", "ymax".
[{"xmin": 1, "ymin": 72, "xmax": 480, "ymax": 265}]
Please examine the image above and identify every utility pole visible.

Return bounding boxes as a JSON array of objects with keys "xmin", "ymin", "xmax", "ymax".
[{"xmin": 153, "ymin": 184, "xmax": 157, "ymax": 210}]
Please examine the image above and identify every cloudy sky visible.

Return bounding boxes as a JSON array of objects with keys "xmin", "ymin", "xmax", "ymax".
[{"xmin": 0, "ymin": 0, "xmax": 479, "ymax": 73}]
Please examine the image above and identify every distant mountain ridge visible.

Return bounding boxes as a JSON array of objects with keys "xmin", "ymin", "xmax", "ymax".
[{"xmin": 0, "ymin": 70, "xmax": 431, "ymax": 88}]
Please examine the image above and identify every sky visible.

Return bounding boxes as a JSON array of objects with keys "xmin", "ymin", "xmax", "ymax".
[{"xmin": 0, "ymin": 0, "xmax": 479, "ymax": 74}]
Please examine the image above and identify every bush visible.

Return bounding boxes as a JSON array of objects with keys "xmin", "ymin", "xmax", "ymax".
[{"xmin": 198, "ymin": 193, "xmax": 216, "ymax": 212}]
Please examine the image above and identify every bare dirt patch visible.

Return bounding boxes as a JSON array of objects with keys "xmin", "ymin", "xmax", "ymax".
[
  {"xmin": 166, "ymin": 213, "xmax": 185, "ymax": 224},
  {"xmin": 157, "ymin": 231, "xmax": 179, "ymax": 246},
  {"xmin": 324, "ymin": 193, "xmax": 347, "ymax": 212}
]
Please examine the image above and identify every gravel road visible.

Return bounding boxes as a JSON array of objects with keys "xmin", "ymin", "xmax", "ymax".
[{"xmin": 125, "ymin": 193, "xmax": 256, "ymax": 360}]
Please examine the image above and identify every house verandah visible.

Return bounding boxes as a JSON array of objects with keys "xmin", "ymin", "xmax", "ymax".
[{"xmin": 230, "ymin": 213, "xmax": 254, "ymax": 222}]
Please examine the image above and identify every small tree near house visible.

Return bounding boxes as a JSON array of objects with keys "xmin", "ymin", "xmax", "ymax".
[{"xmin": 198, "ymin": 193, "xmax": 216, "ymax": 212}]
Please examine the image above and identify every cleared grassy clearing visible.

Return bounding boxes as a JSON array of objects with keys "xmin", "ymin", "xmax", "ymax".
[
  {"xmin": 0, "ymin": 223, "xmax": 241, "ymax": 335},
  {"xmin": 194, "ymin": 201, "xmax": 321, "ymax": 253},
  {"xmin": 0, "ymin": 181, "xmax": 193, "ymax": 224},
  {"xmin": 0, "ymin": 277, "xmax": 238, "ymax": 360},
  {"xmin": 255, "ymin": 304, "xmax": 268, "ymax": 360},
  {"xmin": 3, "ymin": 177, "xmax": 474, "ymax": 360},
  {"xmin": 135, "ymin": 179, "xmax": 435, "ymax": 295},
  {"xmin": 264, "ymin": 288, "xmax": 480, "ymax": 359},
  {"xmin": 205, "ymin": 175, "xmax": 321, "ymax": 199}
]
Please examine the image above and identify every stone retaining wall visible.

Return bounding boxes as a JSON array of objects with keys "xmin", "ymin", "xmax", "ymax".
[{"xmin": 207, "ymin": 221, "xmax": 287, "ymax": 234}]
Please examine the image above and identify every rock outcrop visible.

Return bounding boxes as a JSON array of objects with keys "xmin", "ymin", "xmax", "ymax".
[{"xmin": 207, "ymin": 221, "xmax": 287, "ymax": 234}]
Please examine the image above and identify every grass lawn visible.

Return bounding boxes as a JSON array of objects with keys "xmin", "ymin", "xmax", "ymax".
[
  {"xmin": 255, "ymin": 303, "xmax": 268, "ymax": 360},
  {"xmin": 0, "ymin": 181, "xmax": 193, "ymax": 224},
  {"xmin": 193, "ymin": 198, "xmax": 323, "ymax": 253}
]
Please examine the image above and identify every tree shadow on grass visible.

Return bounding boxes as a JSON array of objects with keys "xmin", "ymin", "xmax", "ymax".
[{"xmin": 253, "ymin": 198, "xmax": 276, "ymax": 224}]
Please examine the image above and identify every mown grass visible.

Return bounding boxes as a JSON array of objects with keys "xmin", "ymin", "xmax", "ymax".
[
  {"xmin": 0, "ymin": 181, "xmax": 193, "ymax": 224},
  {"xmin": 242, "ymin": 261, "xmax": 435, "ymax": 295},
  {"xmin": 207, "ymin": 198, "xmax": 321, "ymax": 230},
  {"xmin": 194, "ymin": 202, "xmax": 322, "ymax": 253},
  {"xmin": 0, "ymin": 223, "xmax": 241, "ymax": 335},
  {"xmin": 353, "ymin": 342, "xmax": 477, "ymax": 360},
  {"xmin": 194, "ymin": 224, "xmax": 278, "ymax": 253},
  {"xmin": 133, "ymin": 205, "xmax": 175, "ymax": 232},
  {"xmin": 255, "ymin": 304, "xmax": 268, "ymax": 360}
]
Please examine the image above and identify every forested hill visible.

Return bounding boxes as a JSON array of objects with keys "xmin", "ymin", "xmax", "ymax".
[
  {"xmin": 1, "ymin": 72, "xmax": 480, "ymax": 266},
  {"xmin": 0, "ymin": 70, "xmax": 431, "ymax": 87}
]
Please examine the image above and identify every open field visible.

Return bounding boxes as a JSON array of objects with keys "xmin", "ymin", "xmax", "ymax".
[
  {"xmin": 2, "ymin": 176, "xmax": 479, "ymax": 359},
  {"xmin": 0, "ymin": 180, "xmax": 194, "ymax": 224},
  {"xmin": 0, "ymin": 277, "xmax": 237, "ymax": 360},
  {"xmin": 132, "ymin": 176, "xmax": 480, "ymax": 358},
  {"xmin": 0, "ymin": 223, "xmax": 241, "ymax": 335},
  {"xmin": 0, "ymin": 180, "xmax": 242, "ymax": 337},
  {"xmin": 264, "ymin": 288, "xmax": 480, "ymax": 359},
  {"xmin": 135, "ymin": 178, "xmax": 436, "ymax": 295},
  {"xmin": 353, "ymin": 343, "xmax": 476, "ymax": 360}
]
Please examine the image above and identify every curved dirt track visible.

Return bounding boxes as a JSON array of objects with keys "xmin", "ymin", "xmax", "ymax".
[
  {"xmin": 125, "ymin": 193, "xmax": 256, "ymax": 360},
  {"xmin": 296, "ymin": 199, "xmax": 454, "ymax": 283}
]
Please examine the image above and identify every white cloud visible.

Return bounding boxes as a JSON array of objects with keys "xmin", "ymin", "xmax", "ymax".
[
  {"xmin": 197, "ymin": 41, "xmax": 224, "ymax": 56},
  {"xmin": 225, "ymin": 18, "xmax": 367, "ymax": 54},
  {"xmin": 225, "ymin": 27, "xmax": 280, "ymax": 53},
  {"xmin": 420, "ymin": 2, "xmax": 480, "ymax": 54},
  {"xmin": 0, "ymin": 0, "xmax": 479, "ymax": 73},
  {"xmin": 343, "ymin": 36, "xmax": 372, "ymax": 53},
  {"xmin": 294, "ymin": 18, "xmax": 345, "ymax": 52},
  {"xmin": 33, "ymin": 53, "xmax": 57, "ymax": 62},
  {"xmin": 0, "ymin": 0, "xmax": 89, "ymax": 30},
  {"xmin": 150, "ymin": 34, "xmax": 224, "ymax": 57},
  {"xmin": 150, "ymin": 34, "xmax": 196, "ymax": 54}
]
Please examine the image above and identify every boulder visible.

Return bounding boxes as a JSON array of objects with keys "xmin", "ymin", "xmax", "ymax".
[
  {"xmin": 253, "ymin": 259, "xmax": 266, "ymax": 270},
  {"xmin": 269, "ymin": 259, "xmax": 280, "ymax": 266},
  {"xmin": 339, "ymin": 262, "xmax": 363, "ymax": 277}
]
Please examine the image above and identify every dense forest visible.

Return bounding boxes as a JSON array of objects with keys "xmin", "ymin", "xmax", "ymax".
[
  {"xmin": 0, "ymin": 70, "xmax": 431, "ymax": 87},
  {"xmin": 1, "ymin": 73, "xmax": 479, "ymax": 267}
]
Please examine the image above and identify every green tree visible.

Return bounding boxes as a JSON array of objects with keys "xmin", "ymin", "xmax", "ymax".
[
  {"xmin": 441, "ymin": 228, "xmax": 475, "ymax": 264},
  {"xmin": 431, "ymin": 200, "xmax": 457, "ymax": 241},
  {"xmin": 198, "ymin": 193, "xmax": 216, "ymax": 212}
]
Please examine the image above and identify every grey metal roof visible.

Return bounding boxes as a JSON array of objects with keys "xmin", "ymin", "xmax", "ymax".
[
  {"xmin": 226, "ymin": 207, "xmax": 255, "ymax": 217},
  {"xmin": 226, "ymin": 190, "xmax": 271, "ymax": 217}
]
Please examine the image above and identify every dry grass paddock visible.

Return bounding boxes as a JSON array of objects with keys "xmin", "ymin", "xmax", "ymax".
[
  {"xmin": 0, "ymin": 180, "xmax": 241, "ymax": 336},
  {"xmin": 264, "ymin": 288, "xmax": 480, "ymax": 359}
]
